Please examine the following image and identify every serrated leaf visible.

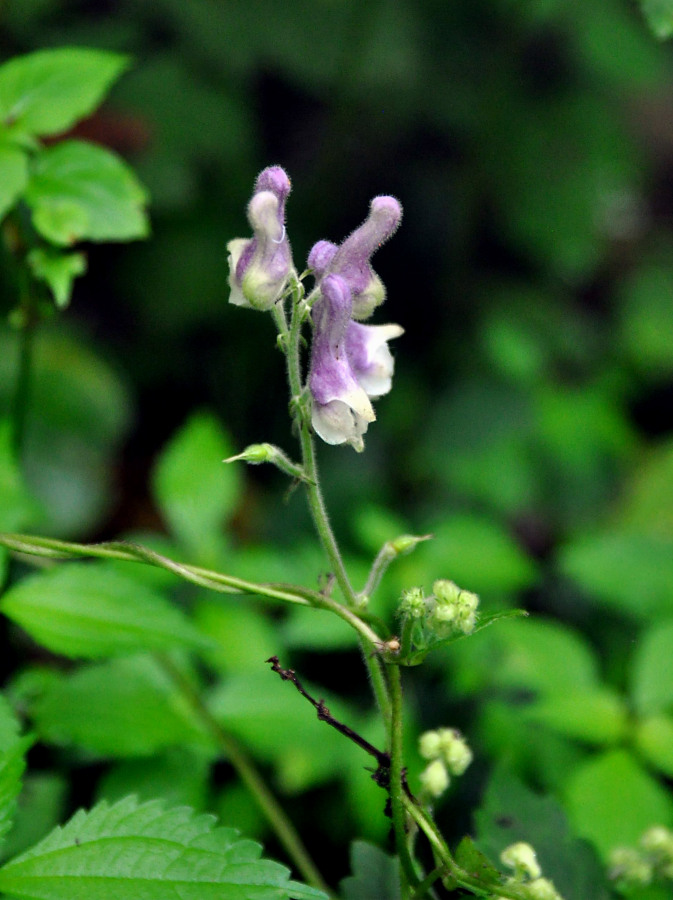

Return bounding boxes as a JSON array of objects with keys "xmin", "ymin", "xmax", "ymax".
[
  {"xmin": 0, "ymin": 695, "xmax": 32, "ymax": 848},
  {"xmin": 24, "ymin": 140, "xmax": 148, "ymax": 246},
  {"xmin": 0, "ymin": 141, "xmax": 28, "ymax": 219},
  {"xmin": 475, "ymin": 769, "xmax": 611, "ymax": 899},
  {"xmin": 0, "ymin": 48, "xmax": 129, "ymax": 137},
  {"xmin": 640, "ymin": 0, "xmax": 673, "ymax": 39},
  {"xmin": 0, "ymin": 563, "xmax": 211, "ymax": 659},
  {"xmin": 152, "ymin": 411, "xmax": 240, "ymax": 564},
  {"xmin": 27, "ymin": 247, "xmax": 87, "ymax": 308},
  {"xmin": 0, "ymin": 796, "xmax": 328, "ymax": 900},
  {"xmin": 339, "ymin": 840, "xmax": 401, "ymax": 900},
  {"xmin": 29, "ymin": 655, "xmax": 214, "ymax": 757},
  {"xmin": 564, "ymin": 749, "xmax": 673, "ymax": 859}
]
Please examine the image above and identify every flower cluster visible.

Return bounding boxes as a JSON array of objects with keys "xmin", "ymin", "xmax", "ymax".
[
  {"xmin": 418, "ymin": 727, "xmax": 473, "ymax": 798},
  {"xmin": 227, "ymin": 166, "xmax": 403, "ymax": 451},
  {"xmin": 495, "ymin": 843, "xmax": 564, "ymax": 900},
  {"xmin": 609, "ymin": 825, "xmax": 673, "ymax": 890},
  {"xmin": 398, "ymin": 580, "xmax": 480, "ymax": 640}
]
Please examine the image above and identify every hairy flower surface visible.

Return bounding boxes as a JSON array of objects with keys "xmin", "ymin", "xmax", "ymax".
[
  {"xmin": 309, "ymin": 274, "xmax": 375, "ymax": 451},
  {"xmin": 308, "ymin": 196, "xmax": 402, "ymax": 319},
  {"xmin": 227, "ymin": 165, "xmax": 293, "ymax": 310}
]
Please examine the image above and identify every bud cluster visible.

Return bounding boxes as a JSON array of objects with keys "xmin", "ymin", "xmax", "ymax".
[
  {"xmin": 494, "ymin": 843, "xmax": 564, "ymax": 900},
  {"xmin": 609, "ymin": 825, "xmax": 673, "ymax": 890},
  {"xmin": 398, "ymin": 580, "xmax": 480, "ymax": 652},
  {"xmin": 418, "ymin": 727, "xmax": 473, "ymax": 798}
]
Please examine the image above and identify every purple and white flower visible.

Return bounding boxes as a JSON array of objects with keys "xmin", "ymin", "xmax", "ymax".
[{"xmin": 227, "ymin": 166, "xmax": 293, "ymax": 311}]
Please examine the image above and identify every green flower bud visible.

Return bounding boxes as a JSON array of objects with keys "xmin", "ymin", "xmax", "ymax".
[
  {"xmin": 609, "ymin": 846, "xmax": 652, "ymax": 886},
  {"xmin": 437, "ymin": 728, "xmax": 473, "ymax": 775},
  {"xmin": 399, "ymin": 587, "xmax": 427, "ymax": 619}
]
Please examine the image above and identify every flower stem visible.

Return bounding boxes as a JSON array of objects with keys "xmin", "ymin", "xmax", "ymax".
[
  {"xmin": 157, "ymin": 654, "xmax": 334, "ymax": 897},
  {"xmin": 388, "ymin": 664, "xmax": 420, "ymax": 892}
]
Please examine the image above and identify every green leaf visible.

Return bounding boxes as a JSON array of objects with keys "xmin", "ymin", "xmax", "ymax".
[
  {"xmin": 0, "ymin": 694, "xmax": 32, "ymax": 848},
  {"xmin": 454, "ymin": 836, "xmax": 501, "ymax": 885},
  {"xmin": 25, "ymin": 140, "xmax": 149, "ymax": 246},
  {"xmin": 29, "ymin": 655, "xmax": 214, "ymax": 757},
  {"xmin": 475, "ymin": 769, "xmax": 611, "ymax": 899},
  {"xmin": 152, "ymin": 411, "xmax": 240, "ymax": 564},
  {"xmin": 0, "ymin": 141, "xmax": 28, "ymax": 219},
  {"xmin": 339, "ymin": 841, "xmax": 401, "ymax": 900},
  {"xmin": 630, "ymin": 619, "xmax": 673, "ymax": 716},
  {"xmin": 0, "ymin": 48, "xmax": 129, "ymax": 137},
  {"xmin": 0, "ymin": 796, "xmax": 328, "ymax": 900},
  {"xmin": 0, "ymin": 563, "xmax": 211, "ymax": 659},
  {"xmin": 97, "ymin": 749, "xmax": 210, "ymax": 811},
  {"xmin": 27, "ymin": 247, "xmax": 87, "ymax": 309},
  {"xmin": 524, "ymin": 688, "xmax": 629, "ymax": 746},
  {"xmin": 1, "ymin": 774, "xmax": 67, "ymax": 864},
  {"xmin": 634, "ymin": 715, "xmax": 673, "ymax": 777},
  {"xmin": 564, "ymin": 749, "xmax": 673, "ymax": 859},
  {"xmin": 0, "ymin": 418, "xmax": 40, "ymax": 532},
  {"xmin": 558, "ymin": 531, "xmax": 673, "ymax": 620},
  {"xmin": 640, "ymin": 0, "xmax": 673, "ymax": 39}
]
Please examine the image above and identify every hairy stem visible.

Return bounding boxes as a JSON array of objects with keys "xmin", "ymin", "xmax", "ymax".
[
  {"xmin": 158, "ymin": 654, "xmax": 333, "ymax": 897},
  {"xmin": 388, "ymin": 665, "xmax": 420, "ymax": 893}
]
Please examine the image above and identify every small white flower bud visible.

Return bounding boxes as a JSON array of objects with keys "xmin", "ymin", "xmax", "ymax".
[
  {"xmin": 500, "ymin": 842, "xmax": 542, "ymax": 881},
  {"xmin": 527, "ymin": 877, "xmax": 564, "ymax": 900},
  {"xmin": 419, "ymin": 759, "xmax": 449, "ymax": 798},
  {"xmin": 418, "ymin": 730, "xmax": 442, "ymax": 760},
  {"xmin": 609, "ymin": 846, "xmax": 653, "ymax": 886},
  {"xmin": 437, "ymin": 728, "xmax": 473, "ymax": 775}
]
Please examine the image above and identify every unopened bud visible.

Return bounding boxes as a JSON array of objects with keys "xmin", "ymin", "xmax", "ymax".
[
  {"xmin": 224, "ymin": 443, "xmax": 309, "ymax": 482},
  {"xmin": 501, "ymin": 842, "xmax": 542, "ymax": 881},
  {"xmin": 419, "ymin": 759, "xmax": 449, "ymax": 798},
  {"xmin": 528, "ymin": 877, "xmax": 564, "ymax": 900},
  {"xmin": 399, "ymin": 587, "xmax": 427, "ymax": 619},
  {"xmin": 390, "ymin": 533, "xmax": 433, "ymax": 556}
]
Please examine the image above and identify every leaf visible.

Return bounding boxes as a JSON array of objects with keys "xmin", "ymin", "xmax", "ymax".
[
  {"xmin": 630, "ymin": 618, "xmax": 673, "ymax": 716},
  {"xmin": 1, "ymin": 774, "xmax": 67, "ymax": 864},
  {"xmin": 0, "ymin": 563, "xmax": 212, "ymax": 659},
  {"xmin": 0, "ymin": 141, "xmax": 28, "ymax": 219},
  {"xmin": 454, "ymin": 836, "xmax": 501, "ymax": 885},
  {"xmin": 563, "ymin": 749, "xmax": 673, "ymax": 859},
  {"xmin": 0, "ymin": 694, "xmax": 32, "ymax": 848},
  {"xmin": 0, "ymin": 418, "xmax": 40, "ymax": 532},
  {"xmin": 29, "ymin": 655, "xmax": 214, "ymax": 757},
  {"xmin": 152, "ymin": 411, "xmax": 240, "ymax": 564},
  {"xmin": 339, "ymin": 840, "xmax": 401, "ymax": 900},
  {"xmin": 25, "ymin": 139, "xmax": 149, "ymax": 246},
  {"xmin": 634, "ymin": 715, "xmax": 673, "ymax": 777},
  {"xmin": 558, "ymin": 531, "xmax": 673, "ymax": 620},
  {"xmin": 524, "ymin": 688, "xmax": 629, "ymax": 746},
  {"xmin": 475, "ymin": 769, "xmax": 612, "ymax": 899},
  {"xmin": 640, "ymin": 0, "xmax": 673, "ymax": 39},
  {"xmin": 0, "ymin": 48, "xmax": 129, "ymax": 137},
  {"xmin": 0, "ymin": 796, "xmax": 328, "ymax": 900},
  {"xmin": 27, "ymin": 247, "xmax": 87, "ymax": 309}
]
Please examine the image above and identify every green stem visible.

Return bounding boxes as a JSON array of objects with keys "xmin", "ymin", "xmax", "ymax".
[
  {"xmin": 157, "ymin": 654, "xmax": 334, "ymax": 898},
  {"xmin": 403, "ymin": 798, "xmax": 528, "ymax": 899},
  {"xmin": 280, "ymin": 282, "xmax": 392, "ymax": 722},
  {"xmin": 388, "ymin": 665, "xmax": 420, "ymax": 893}
]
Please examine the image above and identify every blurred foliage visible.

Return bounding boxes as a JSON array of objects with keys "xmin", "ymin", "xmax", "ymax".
[{"xmin": 1, "ymin": 0, "xmax": 673, "ymax": 895}]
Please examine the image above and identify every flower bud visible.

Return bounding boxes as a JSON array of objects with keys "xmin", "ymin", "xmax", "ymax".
[
  {"xmin": 399, "ymin": 587, "xmax": 427, "ymax": 619},
  {"xmin": 437, "ymin": 728, "xmax": 473, "ymax": 775},
  {"xmin": 228, "ymin": 166, "xmax": 293, "ymax": 311},
  {"xmin": 501, "ymin": 842, "xmax": 542, "ymax": 881},
  {"xmin": 419, "ymin": 759, "xmax": 449, "ymax": 798},
  {"xmin": 527, "ymin": 877, "xmax": 564, "ymax": 900},
  {"xmin": 418, "ymin": 730, "xmax": 443, "ymax": 760}
]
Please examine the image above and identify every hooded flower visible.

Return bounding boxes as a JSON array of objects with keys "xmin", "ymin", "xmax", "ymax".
[
  {"xmin": 227, "ymin": 166, "xmax": 293, "ymax": 310},
  {"xmin": 309, "ymin": 274, "xmax": 375, "ymax": 451},
  {"xmin": 308, "ymin": 195, "xmax": 402, "ymax": 319},
  {"xmin": 346, "ymin": 321, "xmax": 404, "ymax": 397}
]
